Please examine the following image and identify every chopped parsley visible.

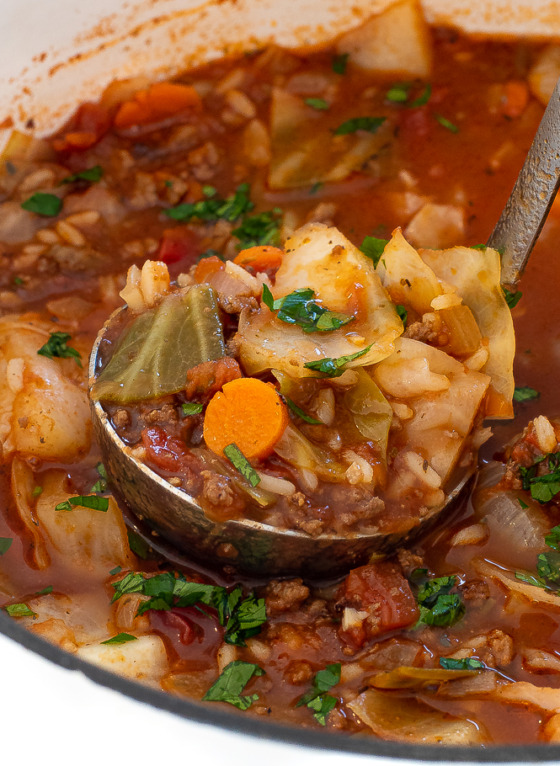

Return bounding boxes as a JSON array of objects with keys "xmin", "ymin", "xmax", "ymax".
[
  {"xmin": 513, "ymin": 386, "xmax": 540, "ymax": 403},
  {"xmin": 386, "ymin": 81, "xmax": 431, "ymax": 107},
  {"xmin": 13, "ymin": 276, "xmax": 24, "ymax": 286},
  {"xmin": 262, "ymin": 284, "xmax": 353, "ymax": 334},
  {"xmin": 90, "ymin": 462, "xmax": 108, "ymax": 494},
  {"xmin": 127, "ymin": 530, "xmax": 150, "ymax": 560},
  {"xmin": 232, "ymin": 208, "xmax": 282, "ymax": 249},
  {"xmin": 60, "ymin": 165, "xmax": 103, "ymax": 184},
  {"xmin": 332, "ymin": 53, "xmax": 349, "ymax": 75},
  {"xmin": 0, "ymin": 537, "xmax": 12, "ymax": 555},
  {"xmin": 35, "ymin": 585, "xmax": 53, "ymax": 596},
  {"xmin": 21, "ymin": 192, "xmax": 62, "ymax": 217},
  {"xmin": 503, "ymin": 287, "xmax": 522, "ymax": 309},
  {"xmin": 414, "ymin": 575, "xmax": 465, "ymax": 628},
  {"xmin": 309, "ymin": 182, "xmax": 324, "ymax": 195},
  {"xmin": 111, "ymin": 572, "xmax": 267, "ymax": 646},
  {"xmin": 516, "ymin": 524, "xmax": 560, "ymax": 592},
  {"xmin": 518, "ymin": 497, "xmax": 529, "ymax": 510},
  {"xmin": 296, "ymin": 663, "xmax": 341, "ymax": 726},
  {"xmin": 360, "ymin": 235, "xmax": 388, "ymax": 266},
  {"xmin": 304, "ymin": 344, "xmax": 372, "ymax": 378},
  {"xmin": 165, "ymin": 183, "xmax": 254, "ymax": 222},
  {"xmin": 396, "ymin": 304, "xmax": 408, "ymax": 325},
  {"xmin": 435, "ymin": 113, "xmax": 459, "ymax": 133},
  {"xmin": 203, "ymin": 660, "xmax": 264, "ymax": 710},
  {"xmin": 285, "ymin": 397, "xmax": 322, "ymax": 425},
  {"xmin": 181, "ymin": 402, "xmax": 203, "ymax": 416},
  {"xmin": 55, "ymin": 495, "xmax": 109, "ymax": 512},
  {"xmin": 334, "ymin": 116, "xmax": 386, "ymax": 136},
  {"xmin": 37, "ymin": 332, "xmax": 82, "ymax": 367},
  {"xmin": 223, "ymin": 443, "xmax": 261, "ymax": 488},
  {"xmin": 109, "ymin": 566, "xmax": 123, "ymax": 576},
  {"xmin": 4, "ymin": 603, "xmax": 35, "ymax": 618},
  {"xmin": 101, "ymin": 632, "xmax": 138, "ymax": 645},
  {"xmin": 519, "ymin": 452, "xmax": 560, "ymax": 504},
  {"xmin": 439, "ymin": 657, "xmax": 486, "ymax": 671},
  {"xmin": 32, "ymin": 486, "xmax": 43, "ymax": 498},
  {"xmin": 305, "ymin": 97, "xmax": 329, "ymax": 110}
]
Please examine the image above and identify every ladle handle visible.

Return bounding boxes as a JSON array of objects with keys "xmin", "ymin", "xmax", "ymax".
[{"xmin": 488, "ymin": 77, "xmax": 560, "ymax": 285}]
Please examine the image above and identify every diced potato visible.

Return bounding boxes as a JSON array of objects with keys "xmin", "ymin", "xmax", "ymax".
[
  {"xmin": 528, "ymin": 45, "xmax": 560, "ymax": 105},
  {"xmin": 404, "ymin": 203, "xmax": 465, "ymax": 249},
  {"xmin": 420, "ymin": 245, "xmax": 515, "ymax": 418},
  {"xmin": 336, "ymin": 0, "xmax": 432, "ymax": 78},
  {"xmin": 76, "ymin": 635, "xmax": 168, "ymax": 682},
  {"xmin": 237, "ymin": 224, "xmax": 403, "ymax": 377}
]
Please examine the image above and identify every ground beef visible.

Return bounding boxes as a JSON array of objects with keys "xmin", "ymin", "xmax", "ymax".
[
  {"xmin": 396, "ymin": 547, "xmax": 425, "ymax": 576},
  {"xmin": 460, "ymin": 579, "xmax": 490, "ymax": 605},
  {"xmin": 200, "ymin": 471, "xmax": 242, "ymax": 510},
  {"xmin": 144, "ymin": 402, "xmax": 179, "ymax": 425},
  {"xmin": 469, "ymin": 629, "xmax": 514, "ymax": 668},
  {"xmin": 404, "ymin": 312, "xmax": 444, "ymax": 345},
  {"xmin": 263, "ymin": 578, "xmax": 310, "ymax": 615},
  {"xmin": 283, "ymin": 659, "xmax": 314, "ymax": 685},
  {"xmin": 112, "ymin": 408, "xmax": 130, "ymax": 428}
]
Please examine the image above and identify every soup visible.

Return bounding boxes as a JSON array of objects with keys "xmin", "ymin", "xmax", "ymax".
[{"xmin": 1, "ymin": 0, "xmax": 560, "ymax": 746}]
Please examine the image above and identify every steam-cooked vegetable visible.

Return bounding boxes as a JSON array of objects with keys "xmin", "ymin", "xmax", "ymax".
[
  {"xmin": 92, "ymin": 286, "xmax": 225, "ymax": 403},
  {"xmin": 344, "ymin": 370, "xmax": 393, "ymax": 459}
]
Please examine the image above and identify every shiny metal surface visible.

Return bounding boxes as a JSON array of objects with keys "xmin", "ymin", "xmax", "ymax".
[
  {"xmin": 89, "ymin": 312, "xmax": 471, "ymax": 577},
  {"xmin": 488, "ymin": 77, "xmax": 560, "ymax": 285}
]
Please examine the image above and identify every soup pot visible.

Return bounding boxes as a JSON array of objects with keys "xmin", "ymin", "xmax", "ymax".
[{"xmin": 1, "ymin": 0, "xmax": 560, "ymax": 762}]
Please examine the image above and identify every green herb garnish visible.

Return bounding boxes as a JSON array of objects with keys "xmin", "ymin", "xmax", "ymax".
[
  {"xmin": 296, "ymin": 663, "xmax": 341, "ymax": 726},
  {"xmin": 109, "ymin": 566, "xmax": 122, "ymax": 576},
  {"xmin": 232, "ymin": 208, "xmax": 282, "ymax": 250},
  {"xmin": 101, "ymin": 633, "xmax": 138, "ymax": 645},
  {"xmin": 396, "ymin": 304, "xmax": 408, "ymax": 325},
  {"xmin": 546, "ymin": 525, "xmax": 560, "ymax": 551},
  {"xmin": 415, "ymin": 575, "xmax": 465, "ymax": 628},
  {"xmin": 519, "ymin": 452, "xmax": 560, "ymax": 504},
  {"xmin": 4, "ymin": 603, "xmax": 35, "ymax": 618},
  {"xmin": 305, "ymin": 98, "xmax": 329, "ymax": 110},
  {"xmin": 359, "ymin": 235, "xmax": 389, "ymax": 266},
  {"xmin": 55, "ymin": 495, "xmax": 109, "ymax": 512},
  {"xmin": 165, "ymin": 183, "xmax": 254, "ymax": 222},
  {"xmin": 0, "ymin": 538, "xmax": 12, "ymax": 555},
  {"xmin": 435, "ymin": 113, "xmax": 459, "ymax": 133},
  {"xmin": 304, "ymin": 344, "xmax": 372, "ymax": 378},
  {"xmin": 203, "ymin": 660, "xmax": 264, "ymax": 710},
  {"xmin": 332, "ymin": 53, "xmax": 349, "ymax": 75},
  {"xmin": 32, "ymin": 486, "xmax": 43, "ymax": 498},
  {"xmin": 91, "ymin": 462, "xmax": 108, "ymax": 493},
  {"xmin": 21, "ymin": 192, "xmax": 62, "ymax": 217},
  {"xmin": 37, "ymin": 332, "xmax": 82, "ymax": 367},
  {"xmin": 262, "ymin": 284, "xmax": 353, "ymax": 334},
  {"xmin": 503, "ymin": 287, "xmax": 522, "ymax": 309},
  {"xmin": 439, "ymin": 657, "xmax": 485, "ymax": 671},
  {"xmin": 35, "ymin": 586, "xmax": 53, "ymax": 596},
  {"xmin": 13, "ymin": 276, "xmax": 24, "ymax": 286},
  {"xmin": 513, "ymin": 386, "xmax": 540, "ymax": 403},
  {"xmin": 60, "ymin": 165, "xmax": 103, "ymax": 185},
  {"xmin": 334, "ymin": 116, "xmax": 386, "ymax": 136},
  {"xmin": 181, "ymin": 402, "xmax": 203, "ymax": 416},
  {"xmin": 285, "ymin": 397, "xmax": 322, "ymax": 425},
  {"xmin": 518, "ymin": 497, "xmax": 529, "ymax": 509},
  {"xmin": 386, "ymin": 82, "xmax": 431, "ymax": 107},
  {"xmin": 127, "ymin": 530, "xmax": 150, "ymax": 560},
  {"xmin": 223, "ymin": 443, "xmax": 261, "ymax": 488}
]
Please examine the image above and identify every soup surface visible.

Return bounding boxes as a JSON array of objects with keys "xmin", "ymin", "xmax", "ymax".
[{"xmin": 2, "ymin": 1, "xmax": 560, "ymax": 746}]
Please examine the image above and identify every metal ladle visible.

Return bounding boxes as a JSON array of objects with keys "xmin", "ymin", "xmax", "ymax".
[{"xmin": 89, "ymin": 79, "xmax": 560, "ymax": 578}]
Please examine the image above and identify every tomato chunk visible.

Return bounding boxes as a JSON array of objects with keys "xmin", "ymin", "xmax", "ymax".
[
  {"xmin": 158, "ymin": 227, "xmax": 199, "ymax": 265},
  {"xmin": 338, "ymin": 561, "xmax": 419, "ymax": 649}
]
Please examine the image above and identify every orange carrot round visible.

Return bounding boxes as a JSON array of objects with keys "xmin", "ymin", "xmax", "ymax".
[
  {"xmin": 203, "ymin": 378, "xmax": 288, "ymax": 460},
  {"xmin": 194, "ymin": 255, "xmax": 224, "ymax": 284},
  {"xmin": 234, "ymin": 245, "xmax": 284, "ymax": 271}
]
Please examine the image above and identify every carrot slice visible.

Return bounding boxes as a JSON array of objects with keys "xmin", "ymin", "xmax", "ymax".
[
  {"xmin": 114, "ymin": 82, "xmax": 201, "ymax": 129},
  {"xmin": 203, "ymin": 378, "xmax": 289, "ymax": 460},
  {"xmin": 194, "ymin": 255, "xmax": 224, "ymax": 284},
  {"xmin": 234, "ymin": 246, "xmax": 284, "ymax": 271}
]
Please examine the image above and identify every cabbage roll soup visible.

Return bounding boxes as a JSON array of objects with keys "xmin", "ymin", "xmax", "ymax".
[{"xmin": 3, "ymin": 0, "xmax": 560, "ymax": 747}]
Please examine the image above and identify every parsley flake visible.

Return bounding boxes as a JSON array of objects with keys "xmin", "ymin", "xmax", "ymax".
[
  {"xmin": 55, "ymin": 495, "xmax": 109, "ymax": 512},
  {"xmin": 503, "ymin": 287, "xmax": 522, "ymax": 309},
  {"xmin": 360, "ymin": 235, "xmax": 389, "ymax": 266},
  {"xmin": 101, "ymin": 632, "xmax": 138, "ymax": 645},
  {"xmin": 91, "ymin": 462, "xmax": 108, "ymax": 493},
  {"xmin": 5, "ymin": 603, "xmax": 35, "ymax": 618},
  {"xmin": 0, "ymin": 538, "xmax": 12, "ymax": 555},
  {"xmin": 285, "ymin": 397, "xmax": 322, "ymax": 425},
  {"xmin": 304, "ymin": 344, "xmax": 372, "ymax": 378},
  {"xmin": 435, "ymin": 113, "xmax": 459, "ymax": 133},
  {"xmin": 37, "ymin": 332, "xmax": 82, "ymax": 367},
  {"xmin": 21, "ymin": 192, "xmax": 62, "ymax": 217},
  {"xmin": 439, "ymin": 657, "xmax": 485, "ymax": 671},
  {"xmin": 32, "ymin": 486, "xmax": 43, "ymax": 498},
  {"xmin": 127, "ymin": 530, "xmax": 150, "ymax": 560},
  {"xmin": 332, "ymin": 53, "xmax": 349, "ymax": 75},
  {"xmin": 396, "ymin": 304, "xmax": 408, "ymax": 325},
  {"xmin": 165, "ymin": 183, "xmax": 254, "ymax": 223},
  {"xmin": 414, "ymin": 575, "xmax": 465, "ymax": 628},
  {"xmin": 519, "ymin": 451, "xmax": 560, "ymax": 504},
  {"xmin": 181, "ymin": 402, "xmax": 203, "ymax": 416},
  {"xmin": 35, "ymin": 585, "xmax": 53, "ymax": 596},
  {"xmin": 262, "ymin": 284, "xmax": 353, "ymax": 334},
  {"xmin": 334, "ymin": 116, "xmax": 386, "ymax": 136},
  {"xmin": 60, "ymin": 165, "xmax": 103, "ymax": 185},
  {"xmin": 296, "ymin": 663, "xmax": 340, "ymax": 726},
  {"xmin": 203, "ymin": 660, "xmax": 264, "ymax": 710},
  {"xmin": 223, "ymin": 443, "xmax": 260, "ymax": 487},
  {"xmin": 305, "ymin": 97, "xmax": 329, "ymax": 111},
  {"xmin": 232, "ymin": 208, "xmax": 282, "ymax": 250},
  {"xmin": 513, "ymin": 386, "xmax": 540, "ymax": 403}
]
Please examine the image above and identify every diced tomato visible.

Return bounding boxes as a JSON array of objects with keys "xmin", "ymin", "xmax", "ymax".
[
  {"xmin": 193, "ymin": 255, "xmax": 225, "ymax": 284},
  {"xmin": 141, "ymin": 426, "xmax": 202, "ymax": 477},
  {"xmin": 398, "ymin": 105, "xmax": 431, "ymax": 144},
  {"xmin": 185, "ymin": 358, "xmax": 242, "ymax": 400},
  {"xmin": 338, "ymin": 561, "xmax": 418, "ymax": 649},
  {"xmin": 158, "ymin": 227, "xmax": 199, "ymax": 265},
  {"xmin": 53, "ymin": 102, "xmax": 111, "ymax": 153}
]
